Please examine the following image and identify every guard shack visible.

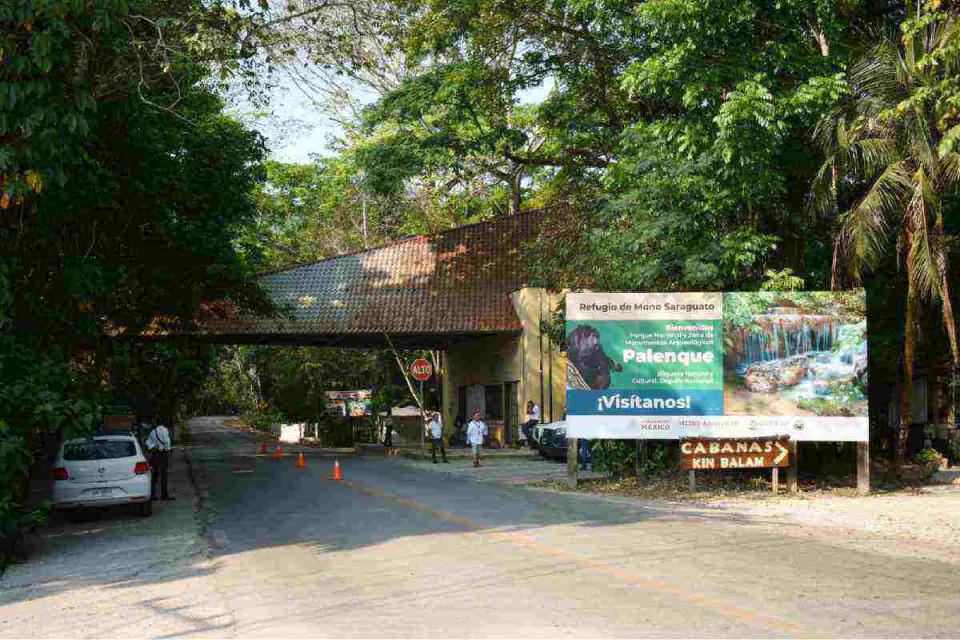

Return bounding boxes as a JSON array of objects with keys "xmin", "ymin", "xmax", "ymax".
[{"xmin": 190, "ymin": 210, "xmax": 567, "ymax": 444}]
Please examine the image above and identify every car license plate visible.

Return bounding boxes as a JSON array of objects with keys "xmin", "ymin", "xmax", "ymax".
[{"xmin": 90, "ymin": 488, "xmax": 113, "ymax": 498}]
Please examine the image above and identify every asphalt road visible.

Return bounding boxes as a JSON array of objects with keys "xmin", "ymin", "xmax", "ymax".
[
  {"xmin": 188, "ymin": 417, "xmax": 959, "ymax": 638},
  {"xmin": 3, "ymin": 415, "xmax": 959, "ymax": 638}
]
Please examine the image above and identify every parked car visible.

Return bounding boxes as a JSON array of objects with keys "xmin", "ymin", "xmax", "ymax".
[
  {"xmin": 537, "ymin": 421, "xmax": 569, "ymax": 460},
  {"xmin": 52, "ymin": 433, "xmax": 153, "ymax": 517}
]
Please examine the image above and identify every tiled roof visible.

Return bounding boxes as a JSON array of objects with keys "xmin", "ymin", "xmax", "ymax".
[{"xmin": 195, "ymin": 210, "xmax": 549, "ymax": 338}]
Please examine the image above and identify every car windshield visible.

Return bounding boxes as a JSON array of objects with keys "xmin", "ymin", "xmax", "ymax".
[{"xmin": 63, "ymin": 439, "xmax": 136, "ymax": 461}]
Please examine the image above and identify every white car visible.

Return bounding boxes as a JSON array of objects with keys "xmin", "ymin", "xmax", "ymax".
[{"xmin": 52, "ymin": 433, "xmax": 153, "ymax": 517}]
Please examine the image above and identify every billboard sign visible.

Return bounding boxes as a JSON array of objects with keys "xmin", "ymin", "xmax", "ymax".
[
  {"xmin": 565, "ymin": 291, "xmax": 868, "ymax": 442},
  {"xmin": 324, "ymin": 390, "xmax": 373, "ymax": 417}
]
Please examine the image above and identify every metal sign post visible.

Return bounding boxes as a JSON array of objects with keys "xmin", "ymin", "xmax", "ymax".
[
  {"xmin": 419, "ymin": 380, "xmax": 425, "ymax": 451},
  {"xmin": 410, "ymin": 359, "xmax": 433, "ymax": 452}
]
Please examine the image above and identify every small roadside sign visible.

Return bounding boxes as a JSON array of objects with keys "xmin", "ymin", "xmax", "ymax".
[
  {"xmin": 680, "ymin": 436, "xmax": 790, "ymax": 470},
  {"xmin": 410, "ymin": 358, "xmax": 433, "ymax": 382}
]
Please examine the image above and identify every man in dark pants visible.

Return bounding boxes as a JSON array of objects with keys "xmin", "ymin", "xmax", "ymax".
[
  {"xmin": 426, "ymin": 412, "xmax": 449, "ymax": 464},
  {"xmin": 146, "ymin": 423, "xmax": 174, "ymax": 500}
]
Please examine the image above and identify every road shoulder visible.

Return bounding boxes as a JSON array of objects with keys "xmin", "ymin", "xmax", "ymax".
[{"xmin": 0, "ymin": 448, "xmax": 233, "ymax": 639}]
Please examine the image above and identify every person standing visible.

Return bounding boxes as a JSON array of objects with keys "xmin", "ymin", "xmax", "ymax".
[
  {"xmin": 146, "ymin": 423, "xmax": 174, "ymax": 501},
  {"xmin": 426, "ymin": 412, "xmax": 448, "ymax": 464},
  {"xmin": 521, "ymin": 400, "xmax": 540, "ymax": 445},
  {"xmin": 466, "ymin": 411, "xmax": 488, "ymax": 468},
  {"xmin": 579, "ymin": 437, "xmax": 592, "ymax": 471}
]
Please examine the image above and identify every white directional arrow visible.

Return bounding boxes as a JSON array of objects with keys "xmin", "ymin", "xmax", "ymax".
[{"xmin": 773, "ymin": 441, "xmax": 789, "ymax": 466}]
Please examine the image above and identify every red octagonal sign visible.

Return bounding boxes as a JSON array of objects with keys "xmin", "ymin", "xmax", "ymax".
[{"xmin": 410, "ymin": 358, "xmax": 433, "ymax": 382}]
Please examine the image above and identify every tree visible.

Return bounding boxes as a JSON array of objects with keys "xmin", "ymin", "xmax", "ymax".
[
  {"xmin": 811, "ymin": 8, "xmax": 960, "ymax": 468},
  {"xmin": 0, "ymin": 0, "xmax": 270, "ymax": 559}
]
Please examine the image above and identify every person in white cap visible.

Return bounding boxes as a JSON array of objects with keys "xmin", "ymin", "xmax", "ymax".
[{"xmin": 146, "ymin": 423, "xmax": 174, "ymax": 500}]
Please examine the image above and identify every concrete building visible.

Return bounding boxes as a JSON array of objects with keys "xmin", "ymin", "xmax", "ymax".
[{"xmin": 195, "ymin": 210, "xmax": 567, "ymax": 444}]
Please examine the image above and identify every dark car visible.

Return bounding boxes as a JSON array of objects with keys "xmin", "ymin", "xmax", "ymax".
[{"xmin": 537, "ymin": 421, "xmax": 569, "ymax": 460}]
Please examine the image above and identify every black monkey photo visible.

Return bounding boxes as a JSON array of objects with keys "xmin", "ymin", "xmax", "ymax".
[{"xmin": 566, "ymin": 325, "xmax": 623, "ymax": 390}]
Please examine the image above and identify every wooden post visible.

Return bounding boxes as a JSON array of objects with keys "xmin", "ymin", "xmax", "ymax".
[
  {"xmin": 567, "ymin": 437, "xmax": 579, "ymax": 488},
  {"xmin": 787, "ymin": 440, "xmax": 799, "ymax": 494},
  {"xmin": 857, "ymin": 441, "xmax": 870, "ymax": 495},
  {"xmin": 688, "ymin": 469, "xmax": 696, "ymax": 492},
  {"xmin": 771, "ymin": 467, "xmax": 779, "ymax": 494},
  {"xmin": 635, "ymin": 440, "xmax": 646, "ymax": 481}
]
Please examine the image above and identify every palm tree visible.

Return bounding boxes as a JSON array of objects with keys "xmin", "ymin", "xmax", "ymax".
[{"xmin": 811, "ymin": 14, "xmax": 960, "ymax": 468}]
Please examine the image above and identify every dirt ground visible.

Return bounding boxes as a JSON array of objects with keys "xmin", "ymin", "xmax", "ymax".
[{"xmin": 531, "ymin": 476, "xmax": 960, "ymax": 566}]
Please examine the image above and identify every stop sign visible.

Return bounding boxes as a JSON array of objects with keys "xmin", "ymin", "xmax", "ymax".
[{"xmin": 410, "ymin": 358, "xmax": 433, "ymax": 382}]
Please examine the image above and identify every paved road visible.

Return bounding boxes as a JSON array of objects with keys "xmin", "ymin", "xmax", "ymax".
[{"xmin": 4, "ymin": 415, "xmax": 960, "ymax": 638}]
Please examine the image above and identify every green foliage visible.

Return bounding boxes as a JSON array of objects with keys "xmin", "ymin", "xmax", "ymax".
[
  {"xmin": 589, "ymin": 441, "xmax": 673, "ymax": 478},
  {"xmin": 638, "ymin": 444, "xmax": 673, "ymax": 478},
  {"xmin": 245, "ymin": 409, "xmax": 282, "ymax": 434},
  {"xmin": 760, "ymin": 269, "xmax": 807, "ymax": 292},
  {"xmin": 589, "ymin": 440, "xmax": 637, "ymax": 478},
  {"xmin": 0, "ymin": 0, "xmax": 270, "ymax": 559},
  {"xmin": 912, "ymin": 447, "xmax": 944, "ymax": 480}
]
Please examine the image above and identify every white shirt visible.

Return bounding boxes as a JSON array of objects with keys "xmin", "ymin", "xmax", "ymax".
[
  {"xmin": 466, "ymin": 419, "xmax": 487, "ymax": 445},
  {"xmin": 427, "ymin": 418, "xmax": 443, "ymax": 439},
  {"xmin": 146, "ymin": 425, "xmax": 171, "ymax": 452},
  {"xmin": 528, "ymin": 404, "xmax": 541, "ymax": 421}
]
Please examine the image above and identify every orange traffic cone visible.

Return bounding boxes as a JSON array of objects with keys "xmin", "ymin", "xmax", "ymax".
[
  {"xmin": 260, "ymin": 441, "xmax": 268, "ymax": 455},
  {"xmin": 273, "ymin": 443, "xmax": 283, "ymax": 458},
  {"xmin": 332, "ymin": 458, "xmax": 342, "ymax": 481},
  {"xmin": 296, "ymin": 452, "xmax": 305, "ymax": 469}
]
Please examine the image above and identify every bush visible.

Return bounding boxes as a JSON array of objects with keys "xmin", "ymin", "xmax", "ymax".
[
  {"xmin": 245, "ymin": 410, "xmax": 282, "ymax": 433},
  {"xmin": 913, "ymin": 448, "xmax": 944, "ymax": 479},
  {"xmin": 589, "ymin": 440, "xmax": 673, "ymax": 478},
  {"xmin": 638, "ymin": 444, "xmax": 672, "ymax": 478},
  {"xmin": 590, "ymin": 440, "xmax": 636, "ymax": 477}
]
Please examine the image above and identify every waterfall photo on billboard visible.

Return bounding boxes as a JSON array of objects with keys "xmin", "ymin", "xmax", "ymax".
[{"xmin": 722, "ymin": 291, "xmax": 867, "ymax": 419}]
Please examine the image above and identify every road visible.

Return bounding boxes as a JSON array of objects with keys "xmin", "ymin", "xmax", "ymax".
[{"xmin": 3, "ymin": 415, "xmax": 959, "ymax": 638}]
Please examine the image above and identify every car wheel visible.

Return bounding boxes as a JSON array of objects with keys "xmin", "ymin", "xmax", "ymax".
[
  {"xmin": 66, "ymin": 509, "xmax": 86, "ymax": 523},
  {"xmin": 136, "ymin": 501, "xmax": 153, "ymax": 517}
]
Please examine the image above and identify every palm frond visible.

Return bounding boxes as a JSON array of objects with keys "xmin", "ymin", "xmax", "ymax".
[
  {"xmin": 851, "ymin": 39, "xmax": 909, "ymax": 105},
  {"xmin": 938, "ymin": 151, "xmax": 960, "ymax": 189},
  {"xmin": 808, "ymin": 157, "xmax": 837, "ymax": 218},
  {"xmin": 848, "ymin": 137, "xmax": 901, "ymax": 177},
  {"xmin": 839, "ymin": 161, "xmax": 912, "ymax": 276}
]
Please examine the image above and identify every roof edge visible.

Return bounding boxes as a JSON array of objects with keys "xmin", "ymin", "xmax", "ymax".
[{"xmin": 256, "ymin": 207, "xmax": 550, "ymax": 278}]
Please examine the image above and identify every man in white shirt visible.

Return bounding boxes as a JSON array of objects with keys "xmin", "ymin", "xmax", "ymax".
[
  {"xmin": 425, "ymin": 412, "xmax": 448, "ymax": 464},
  {"xmin": 466, "ymin": 411, "xmax": 488, "ymax": 468},
  {"xmin": 146, "ymin": 424, "xmax": 173, "ymax": 501}
]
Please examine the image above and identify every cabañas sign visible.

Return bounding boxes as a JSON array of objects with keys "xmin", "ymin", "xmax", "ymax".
[{"xmin": 680, "ymin": 437, "xmax": 790, "ymax": 470}]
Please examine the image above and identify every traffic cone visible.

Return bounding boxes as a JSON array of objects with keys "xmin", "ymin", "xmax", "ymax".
[
  {"xmin": 296, "ymin": 452, "xmax": 305, "ymax": 469},
  {"xmin": 273, "ymin": 443, "xmax": 283, "ymax": 458},
  {"xmin": 260, "ymin": 441, "xmax": 268, "ymax": 455},
  {"xmin": 332, "ymin": 458, "xmax": 342, "ymax": 481}
]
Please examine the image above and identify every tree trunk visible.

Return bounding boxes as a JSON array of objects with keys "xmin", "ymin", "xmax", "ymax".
[
  {"xmin": 938, "ymin": 264, "xmax": 960, "ymax": 365},
  {"xmin": 937, "ymin": 268, "xmax": 959, "ymax": 426},
  {"xmin": 509, "ymin": 167, "xmax": 522, "ymax": 215},
  {"xmin": 897, "ymin": 253, "xmax": 919, "ymax": 471}
]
